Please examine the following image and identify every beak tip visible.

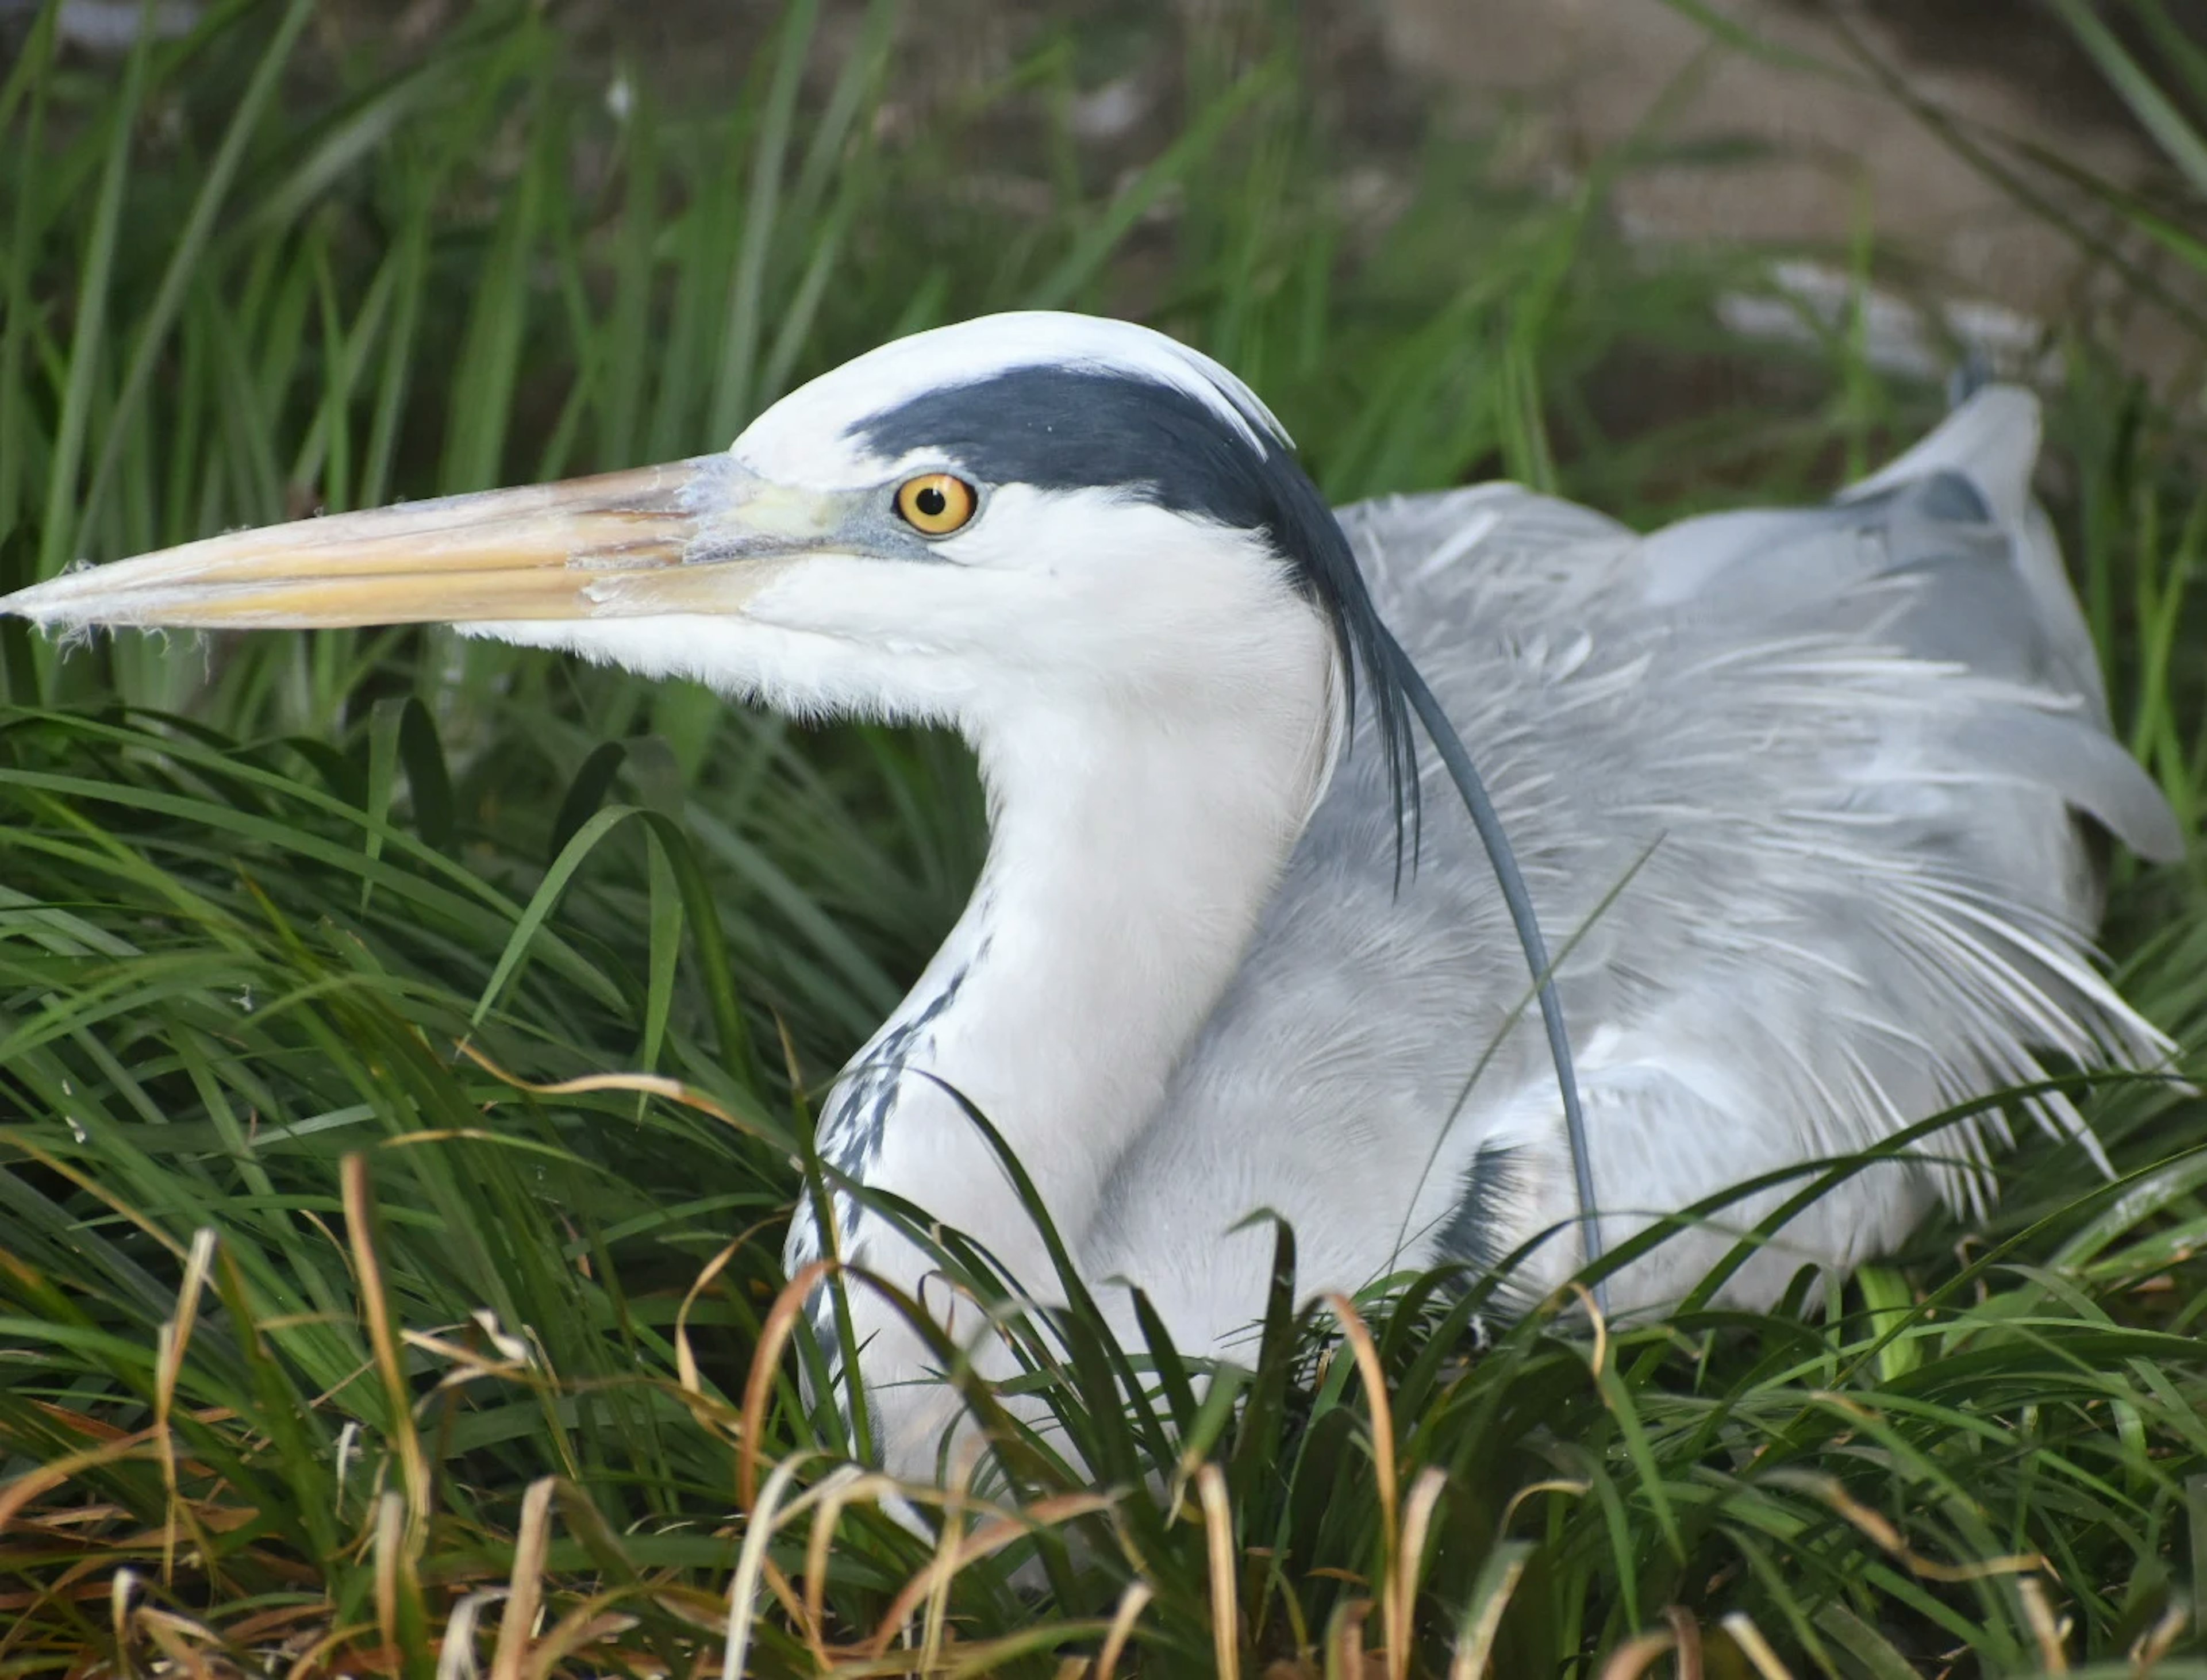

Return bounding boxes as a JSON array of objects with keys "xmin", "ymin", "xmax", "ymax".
[
  {"xmin": 1, "ymin": 576, "xmax": 92, "ymax": 631},
  {"xmin": 1, "ymin": 585, "xmax": 55, "ymax": 624},
  {"xmin": 0, "ymin": 457, "xmax": 737, "ymax": 635}
]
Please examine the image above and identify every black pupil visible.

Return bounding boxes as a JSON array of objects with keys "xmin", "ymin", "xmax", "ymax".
[{"xmin": 915, "ymin": 484, "xmax": 948, "ymax": 518}]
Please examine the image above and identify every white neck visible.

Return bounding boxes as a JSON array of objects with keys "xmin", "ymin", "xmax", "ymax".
[{"xmin": 815, "ymin": 619, "xmax": 1337, "ymax": 1294}]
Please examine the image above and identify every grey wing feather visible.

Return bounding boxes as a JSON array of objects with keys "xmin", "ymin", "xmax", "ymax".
[
  {"xmin": 1633, "ymin": 406, "xmax": 2175, "ymax": 863},
  {"xmin": 1950, "ymin": 710, "xmax": 2182, "ymax": 863},
  {"xmin": 1082, "ymin": 387, "xmax": 2180, "ymax": 1343}
]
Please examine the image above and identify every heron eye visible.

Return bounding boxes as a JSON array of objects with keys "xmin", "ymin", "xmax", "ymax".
[{"xmin": 894, "ymin": 473, "xmax": 976, "ymax": 536}]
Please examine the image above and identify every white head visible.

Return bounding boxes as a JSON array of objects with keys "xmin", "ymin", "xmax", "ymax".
[{"xmin": 5, "ymin": 310, "xmax": 1414, "ymax": 800}]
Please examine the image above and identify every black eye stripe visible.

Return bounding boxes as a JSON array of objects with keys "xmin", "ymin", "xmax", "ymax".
[
  {"xmin": 852, "ymin": 365, "xmax": 1359, "ymax": 614},
  {"xmin": 855, "ymin": 367, "xmax": 1276, "ymax": 533}
]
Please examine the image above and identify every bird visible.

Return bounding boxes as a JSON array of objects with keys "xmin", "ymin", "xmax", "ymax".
[{"xmin": 7, "ymin": 310, "xmax": 2183, "ymax": 1486}]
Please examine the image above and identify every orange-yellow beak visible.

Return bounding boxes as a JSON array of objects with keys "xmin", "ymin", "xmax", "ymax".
[{"xmin": 2, "ymin": 455, "xmax": 819, "ymax": 632}]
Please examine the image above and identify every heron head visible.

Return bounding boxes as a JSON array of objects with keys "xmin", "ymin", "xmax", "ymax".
[{"xmin": 5, "ymin": 312, "xmax": 1403, "ymax": 750}]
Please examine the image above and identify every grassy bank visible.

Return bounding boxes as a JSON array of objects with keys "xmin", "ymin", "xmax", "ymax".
[{"xmin": 1, "ymin": 0, "xmax": 2205, "ymax": 1673}]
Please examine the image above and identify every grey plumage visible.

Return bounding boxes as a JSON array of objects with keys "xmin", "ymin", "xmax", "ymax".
[{"xmin": 1082, "ymin": 389, "xmax": 2177, "ymax": 1339}]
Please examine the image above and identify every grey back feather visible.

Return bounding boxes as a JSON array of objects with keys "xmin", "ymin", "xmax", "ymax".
[{"xmin": 1078, "ymin": 388, "xmax": 2180, "ymax": 1340}]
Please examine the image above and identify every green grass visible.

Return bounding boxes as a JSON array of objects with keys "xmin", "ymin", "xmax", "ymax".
[{"xmin": 0, "ymin": 0, "xmax": 2205, "ymax": 1674}]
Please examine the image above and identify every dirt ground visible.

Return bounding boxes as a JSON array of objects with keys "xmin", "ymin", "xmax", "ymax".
[
  {"xmin": 535, "ymin": 0, "xmax": 2201, "ymax": 388},
  {"xmin": 1381, "ymin": 0, "xmax": 2202, "ymax": 387}
]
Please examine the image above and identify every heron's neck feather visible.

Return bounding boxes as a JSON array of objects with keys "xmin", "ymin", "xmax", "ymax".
[{"xmin": 832, "ymin": 617, "xmax": 1336, "ymax": 1290}]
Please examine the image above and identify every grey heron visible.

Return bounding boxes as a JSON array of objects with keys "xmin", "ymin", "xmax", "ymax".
[{"xmin": 6, "ymin": 310, "xmax": 2182, "ymax": 1483}]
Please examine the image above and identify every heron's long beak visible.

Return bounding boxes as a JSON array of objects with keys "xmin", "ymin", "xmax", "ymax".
[{"xmin": 2, "ymin": 455, "xmax": 816, "ymax": 632}]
